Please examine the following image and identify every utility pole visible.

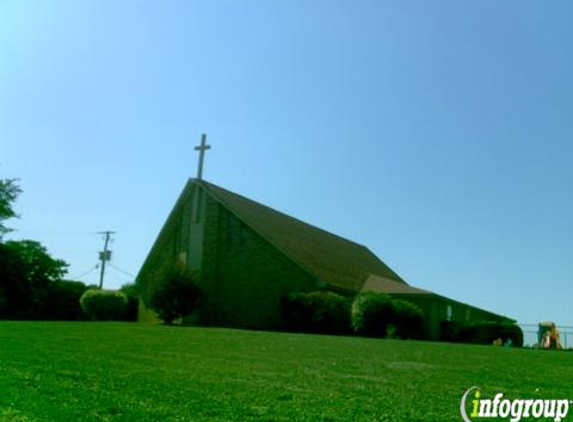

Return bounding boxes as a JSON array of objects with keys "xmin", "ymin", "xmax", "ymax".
[{"xmin": 97, "ymin": 231, "xmax": 115, "ymax": 289}]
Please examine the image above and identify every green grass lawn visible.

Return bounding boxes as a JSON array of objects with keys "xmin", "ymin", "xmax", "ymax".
[{"xmin": 0, "ymin": 322, "xmax": 571, "ymax": 422}]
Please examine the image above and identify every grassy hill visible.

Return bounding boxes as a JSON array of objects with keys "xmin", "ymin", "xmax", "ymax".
[{"xmin": 0, "ymin": 322, "xmax": 570, "ymax": 421}]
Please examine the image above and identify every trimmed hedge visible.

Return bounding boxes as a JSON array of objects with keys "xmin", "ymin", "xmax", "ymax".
[
  {"xmin": 351, "ymin": 292, "xmax": 395, "ymax": 337},
  {"xmin": 440, "ymin": 320, "xmax": 523, "ymax": 347},
  {"xmin": 457, "ymin": 321, "xmax": 524, "ymax": 347},
  {"xmin": 119, "ymin": 283, "xmax": 139, "ymax": 322},
  {"xmin": 281, "ymin": 291, "xmax": 351, "ymax": 335},
  {"xmin": 393, "ymin": 299, "xmax": 425, "ymax": 339},
  {"xmin": 80, "ymin": 289, "xmax": 129, "ymax": 321},
  {"xmin": 46, "ymin": 280, "xmax": 89, "ymax": 321},
  {"xmin": 439, "ymin": 320, "xmax": 460, "ymax": 343},
  {"xmin": 351, "ymin": 292, "xmax": 424, "ymax": 339}
]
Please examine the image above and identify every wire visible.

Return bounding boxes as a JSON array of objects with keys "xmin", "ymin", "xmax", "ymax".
[
  {"xmin": 69, "ymin": 265, "xmax": 98, "ymax": 280},
  {"xmin": 7, "ymin": 230, "xmax": 97, "ymax": 236},
  {"xmin": 106, "ymin": 272, "xmax": 133, "ymax": 285},
  {"xmin": 108, "ymin": 263, "xmax": 137, "ymax": 279}
]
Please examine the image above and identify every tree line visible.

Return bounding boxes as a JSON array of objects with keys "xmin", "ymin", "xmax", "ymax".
[
  {"xmin": 0, "ymin": 179, "xmax": 92, "ymax": 320},
  {"xmin": 0, "ymin": 178, "xmax": 185, "ymax": 323}
]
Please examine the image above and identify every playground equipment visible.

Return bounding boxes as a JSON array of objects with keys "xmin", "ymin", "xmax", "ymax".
[{"xmin": 537, "ymin": 321, "xmax": 563, "ymax": 350}]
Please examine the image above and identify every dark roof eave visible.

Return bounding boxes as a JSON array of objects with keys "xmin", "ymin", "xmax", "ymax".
[{"xmin": 390, "ymin": 292, "xmax": 516, "ymax": 323}]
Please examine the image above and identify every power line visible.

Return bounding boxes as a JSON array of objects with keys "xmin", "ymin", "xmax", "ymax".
[
  {"xmin": 69, "ymin": 265, "xmax": 98, "ymax": 281},
  {"xmin": 108, "ymin": 263, "xmax": 137, "ymax": 279},
  {"xmin": 106, "ymin": 272, "xmax": 133, "ymax": 285},
  {"xmin": 7, "ymin": 230, "xmax": 97, "ymax": 236}
]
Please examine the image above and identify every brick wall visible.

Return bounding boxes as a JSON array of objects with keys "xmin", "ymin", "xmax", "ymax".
[
  {"xmin": 199, "ymin": 195, "xmax": 317, "ymax": 328},
  {"xmin": 392, "ymin": 293, "xmax": 512, "ymax": 340},
  {"xmin": 136, "ymin": 195, "xmax": 189, "ymax": 301}
]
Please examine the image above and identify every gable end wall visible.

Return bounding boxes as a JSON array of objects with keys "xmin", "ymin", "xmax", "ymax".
[{"xmin": 199, "ymin": 195, "xmax": 317, "ymax": 328}]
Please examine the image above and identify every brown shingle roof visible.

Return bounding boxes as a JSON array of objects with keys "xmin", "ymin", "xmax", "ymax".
[
  {"xmin": 198, "ymin": 179, "xmax": 406, "ymax": 292},
  {"xmin": 362, "ymin": 274, "xmax": 430, "ymax": 295}
]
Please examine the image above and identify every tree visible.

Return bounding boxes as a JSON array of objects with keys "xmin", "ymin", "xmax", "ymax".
[
  {"xmin": 0, "ymin": 179, "xmax": 71, "ymax": 320},
  {"xmin": 147, "ymin": 262, "xmax": 201, "ymax": 325},
  {"xmin": 0, "ymin": 240, "xmax": 68, "ymax": 319},
  {"xmin": 0, "ymin": 179, "xmax": 21, "ymax": 239}
]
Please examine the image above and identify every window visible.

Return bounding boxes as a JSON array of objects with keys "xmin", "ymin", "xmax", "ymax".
[{"xmin": 446, "ymin": 305, "xmax": 453, "ymax": 321}]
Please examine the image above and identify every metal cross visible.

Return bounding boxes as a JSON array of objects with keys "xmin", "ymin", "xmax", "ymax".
[{"xmin": 194, "ymin": 133, "xmax": 211, "ymax": 180}]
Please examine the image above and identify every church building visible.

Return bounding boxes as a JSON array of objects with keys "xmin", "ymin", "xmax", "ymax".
[{"xmin": 136, "ymin": 177, "xmax": 513, "ymax": 339}]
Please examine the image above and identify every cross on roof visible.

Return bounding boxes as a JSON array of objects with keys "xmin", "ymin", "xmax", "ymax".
[{"xmin": 194, "ymin": 133, "xmax": 211, "ymax": 180}]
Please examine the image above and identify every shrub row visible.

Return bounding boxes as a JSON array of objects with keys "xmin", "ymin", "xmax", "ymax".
[
  {"xmin": 351, "ymin": 292, "xmax": 424, "ymax": 339},
  {"xmin": 281, "ymin": 291, "xmax": 352, "ymax": 335},
  {"xmin": 441, "ymin": 320, "xmax": 524, "ymax": 347},
  {"xmin": 46, "ymin": 280, "xmax": 90, "ymax": 321},
  {"xmin": 78, "ymin": 262, "xmax": 202, "ymax": 325},
  {"xmin": 282, "ymin": 291, "xmax": 424, "ymax": 339}
]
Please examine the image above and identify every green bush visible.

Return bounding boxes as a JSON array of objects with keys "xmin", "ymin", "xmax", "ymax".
[
  {"xmin": 439, "ymin": 320, "xmax": 461, "ymax": 342},
  {"xmin": 351, "ymin": 292, "xmax": 395, "ymax": 337},
  {"xmin": 46, "ymin": 280, "xmax": 89, "ymax": 321},
  {"xmin": 351, "ymin": 292, "xmax": 425, "ymax": 339},
  {"xmin": 457, "ymin": 321, "xmax": 523, "ymax": 347},
  {"xmin": 281, "ymin": 291, "xmax": 351, "ymax": 335},
  {"xmin": 80, "ymin": 289, "xmax": 129, "ymax": 321},
  {"xmin": 393, "ymin": 299, "xmax": 425, "ymax": 339},
  {"xmin": 147, "ymin": 263, "xmax": 201, "ymax": 325},
  {"xmin": 119, "ymin": 283, "xmax": 139, "ymax": 322}
]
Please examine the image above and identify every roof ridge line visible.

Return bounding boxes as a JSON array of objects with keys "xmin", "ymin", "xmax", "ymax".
[
  {"xmin": 195, "ymin": 179, "xmax": 324, "ymax": 288},
  {"xmin": 196, "ymin": 179, "xmax": 378, "ymax": 250},
  {"xmin": 195, "ymin": 178, "xmax": 406, "ymax": 289}
]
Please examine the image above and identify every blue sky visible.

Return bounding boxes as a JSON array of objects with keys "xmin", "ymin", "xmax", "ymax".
[{"xmin": 1, "ymin": 1, "xmax": 571, "ymax": 327}]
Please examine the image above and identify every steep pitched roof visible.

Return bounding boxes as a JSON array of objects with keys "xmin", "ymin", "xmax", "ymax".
[
  {"xmin": 362, "ymin": 274, "xmax": 430, "ymax": 295},
  {"xmin": 197, "ymin": 179, "xmax": 406, "ymax": 292}
]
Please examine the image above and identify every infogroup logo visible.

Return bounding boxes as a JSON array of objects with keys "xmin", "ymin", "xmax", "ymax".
[{"xmin": 460, "ymin": 387, "xmax": 571, "ymax": 422}]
